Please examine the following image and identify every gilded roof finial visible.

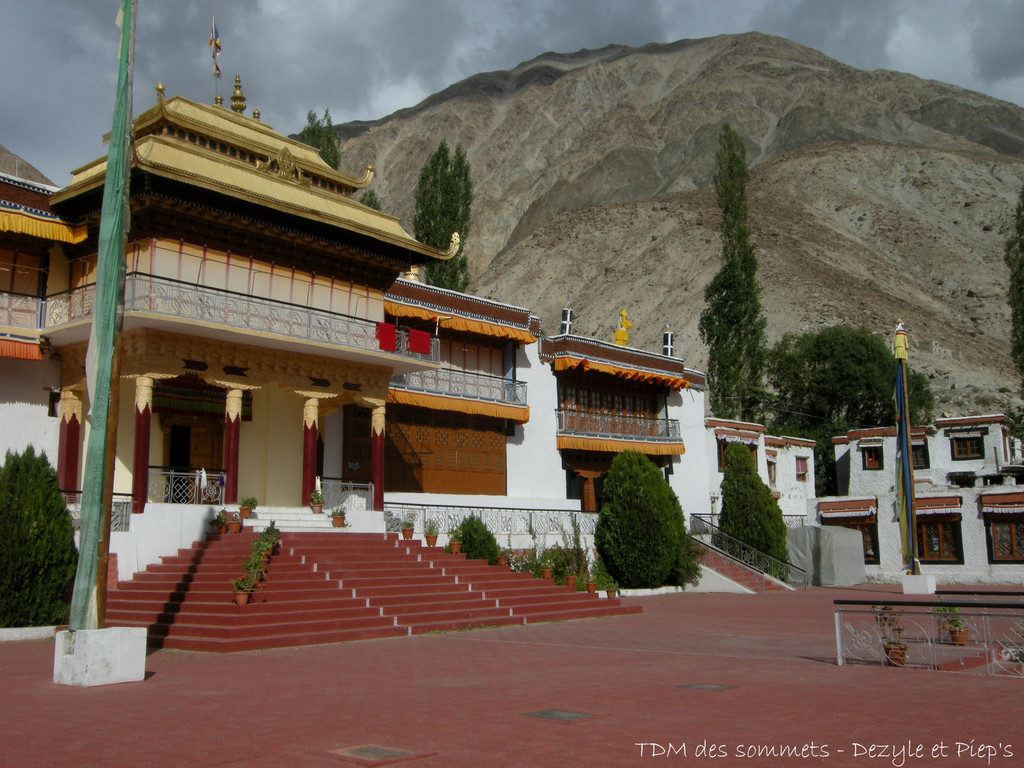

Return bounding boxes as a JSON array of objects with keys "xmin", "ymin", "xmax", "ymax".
[
  {"xmin": 156, "ymin": 82, "xmax": 165, "ymax": 105},
  {"xmin": 230, "ymin": 75, "xmax": 246, "ymax": 114},
  {"xmin": 215, "ymin": 94, "xmax": 223, "ymax": 107},
  {"xmin": 252, "ymin": 109, "xmax": 260, "ymax": 121}
]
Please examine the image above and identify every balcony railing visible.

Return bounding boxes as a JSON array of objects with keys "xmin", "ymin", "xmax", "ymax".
[
  {"xmin": 390, "ymin": 368, "xmax": 527, "ymax": 405},
  {"xmin": 555, "ymin": 409, "xmax": 680, "ymax": 441},
  {"xmin": 0, "ymin": 291, "xmax": 42, "ymax": 330},
  {"xmin": 320, "ymin": 478, "xmax": 373, "ymax": 513},
  {"xmin": 41, "ymin": 273, "xmax": 439, "ymax": 362},
  {"xmin": 62, "ymin": 491, "xmax": 132, "ymax": 533},
  {"xmin": 147, "ymin": 467, "xmax": 226, "ymax": 506}
]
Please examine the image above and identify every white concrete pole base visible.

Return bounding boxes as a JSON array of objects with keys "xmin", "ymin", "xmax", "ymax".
[
  {"xmin": 902, "ymin": 574, "xmax": 936, "ymax": 594},
  {"xmin": 53, "ymin": 627, "xmax": 147, "ymax": 687}
]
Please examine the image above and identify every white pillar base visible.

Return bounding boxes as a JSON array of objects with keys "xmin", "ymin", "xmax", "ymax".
[
  {"xmin": 53, "ymin": 627, "xmax": 147, "ymax": 687},
  {"xmin": 902, "ymin": 574, "xmax": 936, "ymax": 594}
]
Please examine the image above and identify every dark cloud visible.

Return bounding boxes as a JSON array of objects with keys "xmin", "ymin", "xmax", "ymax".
[{"xmin": 1, "ymin": 0, "xmax": 1021, "ymax": 186}]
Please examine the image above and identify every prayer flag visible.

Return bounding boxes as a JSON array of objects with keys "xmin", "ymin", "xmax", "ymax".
[{"xmin": 210, "ymin": 16, "xmax": 221, "ymax": 77}]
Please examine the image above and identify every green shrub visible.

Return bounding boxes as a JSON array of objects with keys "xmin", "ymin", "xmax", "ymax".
[
  {"xmin": 0, "ymin": 447, "xmax": 79, "ymax": 627},
  {"xmin": 719, "ymin": 442, "xmax": 788, "ymax": 562},
  {"xmin": 594, "ymin": 451, "xmax": 693, "ymax": 588},
  {"xmin": 452, "ymin": 515, "xmax": 500, "ymax": 565}
]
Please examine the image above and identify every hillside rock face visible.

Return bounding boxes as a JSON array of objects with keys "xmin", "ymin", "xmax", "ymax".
[{"xmin": 334, "ymin": 31, "xmax": 1024, "ymax": 417}]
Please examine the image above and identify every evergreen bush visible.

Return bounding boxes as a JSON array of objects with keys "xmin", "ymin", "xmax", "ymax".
[
  {"xmin": 594, "ymin": 451, "xmax": 695, "ymax": 588},
  {"xmin": 0, "ymin": 447, "xmax": 78, "ymax": 627},
  {"xmin": 719, "ymin": 442, "xmax": 789, "ymax": 563},
  {"xmin": 452, "ymin": 515, "xmax": 500, "ymax": 565}
]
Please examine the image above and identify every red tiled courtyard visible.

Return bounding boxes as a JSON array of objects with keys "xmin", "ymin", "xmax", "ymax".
[{"xmin": 2, "ymin": 584, "xmax": 1020, "ymax": 768}]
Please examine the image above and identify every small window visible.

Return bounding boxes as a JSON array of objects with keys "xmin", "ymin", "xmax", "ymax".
[
  {"xmin": 917, "ymin": 518, "xmax": 963, "ymax": 563},
  {"xmin": 795, "ymin": 457, "xmax": 809, "ymax": 482},
  {"xmin": 988, "ymin": 519, "xmax": 1024, "ymax": 563},
  {"xmin": 862, "ymin": 445, "xmax": 884, "ymax": 470},
  {"xmin": 912, "ymin": 443, "xmax": 930, "ymax": 470},
  {"xmin": 767, "ymin": 460, "xmax": 777, "ymax": 487},
  {"xmin": 951, "ymin": 436, "xmax": 984, "ymax": 461}
]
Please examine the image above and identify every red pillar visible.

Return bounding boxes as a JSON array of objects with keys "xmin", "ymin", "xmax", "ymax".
[
  {"xmin": 371, "ymin": 404, "xmax": 385, "ymax": 512},
  {"xmin": 131, "ymin": 377, "xmax": 153, "ymax": 514},
  {"xmin": 57, "ymin": 389, "xmax": 82, "ymax": 492},
  {"xmin": 224, "ymin": 389, "xmax": 242, "ymax": 506},
  {"xmin": 301, "ymin": 397, "xmax": 319, "ymax": 505}
]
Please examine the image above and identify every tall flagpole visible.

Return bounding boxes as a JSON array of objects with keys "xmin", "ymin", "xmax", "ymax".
[
  {"xmin": 893, "ymin": 321, "xmax": 920, "ymax": 576},
  {"xmin": 69, "ymin": 0, "xmax": 136, "ymax": 632}
]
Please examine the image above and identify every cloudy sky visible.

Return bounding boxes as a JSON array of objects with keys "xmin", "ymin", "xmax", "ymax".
[{"xmin": 3, "ymin": 0, "xmax": 1024, "ymax": 186}]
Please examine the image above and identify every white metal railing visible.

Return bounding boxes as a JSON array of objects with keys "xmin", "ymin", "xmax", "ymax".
[
  {"xmin": 0, "ymin": 292, "xmax": 41, "ymax": 329},
  {"xmin": 320, "ymin": 478, "xmax": 373, "ymax": 513},
  {"xmin": 692, "ymin": 512, "xmax": 807, "ymax": 531},
  {"xmin": 384, "ymin": 502, "xmax": 596, "ymax": 538},
  {"xmin": 62, "ymin": 491, "xmax": 132, "ymax": 533},
  {"xmin": 834, "ymin": 598, "xmax": 1024, "ymax": 677},
  {"xmin": 555, "ymin": 409, "xmax": 680, "ymax": 441},
  {"xmin": 41, "ymin": 275, "xmax": 440, "ymax": 363},
  {"xmin": 391, "ymin": 368, "xmax": 527, "ymax": 405},
  {"xmin": 147, "ymin": 467, "xmax": 226, "ymax": 506}
]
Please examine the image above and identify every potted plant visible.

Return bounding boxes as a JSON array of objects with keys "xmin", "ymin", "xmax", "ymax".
[
  {"xmin": 245, "ymin": 550, "xmax": 268, "ymax": 582},
  {"xmin": 424, "ymin": 519, "xmax": 439, "ymax": 547},
  {"xmin": 875, "ymin": 604, "xmax": 908, "ymax": 666},
  {"xmin": 239, "ymin": 496, "xmax": 258, "ymax": 519},
  {"xmin": 310, "ymin": 488, "xmax": 323, "ymax": 514},
  {"xmin": 400, "ymin": 514, "xmax": 415, "ymax": 540},
  {"xmin": 330, "ymin": 507, "xmax": 347, "ymax": 528},
  {"xmin": 209, "ymin": 509, "xmax": 228, "ymax": 535},
  {"xmin": 230, "ymin": 571, "xmax": 262, "ymax": 605},
  {"xmin": 595, "ymin": 569, "xmax": 617, "ymax": 599},
  {"xmin": 935, "ymin": 604, "xmax": 968, "ymax": 645},
  {"xmin": 447, "ymin": 523, "xmax": 462, "ymax": 554},
  {"xmin": 226, "ymin": 511, "xmax": 243, "ymax": 534}
]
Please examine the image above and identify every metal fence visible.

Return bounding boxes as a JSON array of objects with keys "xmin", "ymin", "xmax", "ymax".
[
  {"xmin": 556, "ymin": 409, "xmax": 680, "ymax": 440},
  {"xmin": 320, "ymin": 478, "xmax": 373, "ymax": 514},
  {"xmin": 62, "ymin": 492, "xmax": 132, "ymax": 533},
  {"xmin": 391, "ymin": 368, "xmax": 527, "ymax": 405},
  {"xmin": 834, "ymin": 598, "xmax": 1024, "ymax": 677},
  {"xmin": 383, "ymin": 502, "xmax": 596, "ymax": 539},
  {"xmin": 691, "ymin": 512, "xmax": 807, "ymax": 531},
  {"xmin": 0, "ymin": 291, "xmax": 41, "ymax": 329},
  {"xmin": 147, "ymin": 467, "xmax": 226, "ymax": 506}
]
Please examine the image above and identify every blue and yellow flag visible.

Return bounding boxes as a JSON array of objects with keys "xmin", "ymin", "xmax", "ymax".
[{"xmin": 210, "ymin": 16, "xmax": 221, "ymax": 77}]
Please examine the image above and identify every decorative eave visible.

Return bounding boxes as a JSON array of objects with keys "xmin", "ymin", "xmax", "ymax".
[
  {"xmin": 385, "ymin": 279, "xmax": 539, "ymax": 344},
  {"xmin": 818, "ymin": 498, "xmax": 877, "ymax": 519},
  {"xmin": 935, "ymin": 414, "xmax": 1007, "ymax": 429},
  {"xmin": 764, "ymin": 435, "xmax": 817, "ymax": 449},
  {"xmin": 539, "ymin": 335, "xmax": 701, "ymax": 391},
  {"xmin": 705, "ymin": 418, "xmax": 766, "ymax": 433}
]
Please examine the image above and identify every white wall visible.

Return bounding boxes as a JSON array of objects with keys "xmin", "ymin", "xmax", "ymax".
[
  {"xmin": 109, "ymin": 503, "xmax": 219, "ymax": 581},
  {"xmin": 0, "ymin": 357, "xmax": 60, "ymax": 464},
  {"xmin": 667, "ymin": 385, "xmax": 712, "ymax": 521},
  {"xmin": 505, "ymin": 341, "xmax": 566, "ymax": 499}
]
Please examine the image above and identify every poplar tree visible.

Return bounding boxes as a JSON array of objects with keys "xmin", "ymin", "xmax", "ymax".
[
  {"xmin": 413, "ymin": 140, "xmax": 473, "ymax": 292},
  {"xmin": 698, "ymin": 123, "xmax": 767, "ymax": 421},
  {"xmin": 1006, "ymin": 183, "xmax": 1024, "ymax": 390},
  {"xmin": 359, "ymin": 189, "xmax": 382, "ymax": 211},
  {"xmin": 298, "ymin": 109, "xmax": 340, "ymax": 170}
]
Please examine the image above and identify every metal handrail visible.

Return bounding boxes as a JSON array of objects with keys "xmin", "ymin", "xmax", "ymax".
[
  {"xmin": 555, "ymin": 409, "xmax": 680, "ymax": 441},
  {"xmin": 62, "ymin": 491, "xmax": 132, "ymax": 533},
  {"xmin": 319, "ymin": 478, "xmax": 373, "ymax": 513},
  {"xmin": 147, "ymin": 466, "xmax": 226, "ymax": 506},
  {"xmin": 41, "ymin": 274, "xmax": 440, "ymax": 363},
  {"xmin": 691, "ymin": 512, "xmax": 807, "ymax": 531},
  {"xmin": 391, "ymin": 368, "xmax": 527, "ymax": 405},
  {"xmin": 688, "ymin": 515, "xmax": 808, "ymax": 588},
  {"xmin": 0, "ymin": 291, "xmax": 42, "ymax": 329}
]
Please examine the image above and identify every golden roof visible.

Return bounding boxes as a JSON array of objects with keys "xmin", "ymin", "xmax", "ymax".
[{"xmin": 52, "ymin": 84, "xmax": 455, "ymax": 262}]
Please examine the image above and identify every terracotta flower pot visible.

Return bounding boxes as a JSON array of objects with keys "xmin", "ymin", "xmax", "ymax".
[
  {"xmin": 233, "ymin": 591, "xmax": 249, "ymax": 606},
  {"xmin": 450, "ymin": 541, "xmax": 462, "ymax": 554},
  {"xmin": 239, "ymin": 506, "xmax": 251, "ymax": 519},
  {"xmin": 947, "ymin": 627, "xmax": 969, "ymax": 646},
  {"xmin": 401, "ymin": 527, "xmax": 413, "ymax": 540},
  {"xmin": 332, "ymin": 515, "xmax": 345, "ymax": 528},
  {"xmin": 227, "ymin": 520, "xmax": 243, "ymax": 534},
  {"xmin": 883, "ymin": 643, "xmax": 907, "ymax": 666},
  {"xmin": 310, "ymin": 504, "xmax": 323, "ymax": 514},
  {"xmin": 565, "ymin": 575, "xmax": 576, "ymax": 589},
  {"xmin": 605, "ymin": 588, "xmax": 617, "ymax": 599},
  {"xmin": 541, "ymin": 568, "xmax": 553, "ymax": 579},
  {"xmin": 425, "ymin": 534, "xmax": 438, "ymax": 547},
  {"xmin": 586, "ymin": 582, "xmax": 597, "ymax": 594},
  {"xmin": 496, "ymin": 555, "xmax": 507, "ymax": 567}
]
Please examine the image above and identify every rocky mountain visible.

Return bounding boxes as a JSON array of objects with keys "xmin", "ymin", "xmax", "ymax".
[
  {"xmin": 333, "ymin": 31, "xmax": 1024, "ymax": 417},
  {"xmin": 0, "ymin": 143, "xmax": 53, "ymax": 186}
]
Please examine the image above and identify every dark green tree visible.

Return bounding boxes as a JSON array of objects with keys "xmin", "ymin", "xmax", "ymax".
[
  {"xmin": 0, "ymin": 447, "xmax": 78, "ymax": 627},
  {"xmin": 594, "ymin": 451, "xmax": 696, "ymax": 588},
  {"xmin": 452, "ymin": 515, "xmax": 499, "ymax": 565},
  {"xmin": 767, "ymin": 324, "xmax": 934, "ymax": 494},
  {"xmin": 297, "ymin": 109, "xmax": 339, "ymax": 170},
  {"xmin": 719, "ymin": 442, "xmax": 788, "ymax": 562},
  {"xmin": 698, "ymin": 123, "xmax": 767, "ymax": 421},
  {"xmin": 413, "ymin": 140, "xmax": 473, "ymax": 291},
  {"xmin": 359, "ymin": 189, "xmax": 382, "ymax": 211},
  {"xmin": 1006, "ymin": 183, "xmax": 1024, "ymax": 390}
]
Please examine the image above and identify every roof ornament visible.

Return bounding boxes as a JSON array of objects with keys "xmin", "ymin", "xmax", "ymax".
[
  {"xmin": 155, "ymin": 82, "xmax": 165, "ymax": 106},
  {"xmin": 444, "ymin": 231, "xmax": 461, "ymax": 258},
  {"xmin": 230, "ymin": 74, "xmax": 246, "ymax": 114},
  {"xmin": 356, "ymin": 165, "xmax": 374, "ymax": 186},
  {"xmin": 662, "ymin": 322, "xmax": 674, "ymax": 357}
]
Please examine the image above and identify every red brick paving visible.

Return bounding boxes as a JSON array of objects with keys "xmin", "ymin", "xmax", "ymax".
[{"xmin": 1, "ymin": 584, "xmax": 1020, "ymax": 768}]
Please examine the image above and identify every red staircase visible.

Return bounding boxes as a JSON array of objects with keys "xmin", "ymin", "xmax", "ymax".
[
  {"xmin": 697, "ymin": 548, "xmax": 788, "ymax": 592},
  {"xmin": 106, "ymin": 532, "xmax": 640, "ymax": 652}
]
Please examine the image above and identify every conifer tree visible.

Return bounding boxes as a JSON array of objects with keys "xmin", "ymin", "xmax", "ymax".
[
  {"xmin": 698, "ymin": 123, "xmax": 767, "ymax": 421},
  {"xmin": 718, "ymin": 442, "xmax": 788, "ymax": 563},
  {"xmin": 1006, "ymin": 183, "xmax": 1024, "ymax": 390},
  {"xmin": 0, "ymin": 447, "xmax": 78, "ymax": 627},
  {"xmin": 413, "ymin": 140, "xmax": 473, "ymax": 292},
  {"xmin": 298, "ymin": 109, "xmax": 340, "ymax": 170},
  {"xmin": 359, "ymin": 189, "xmax": 382, "ymax": 211}
]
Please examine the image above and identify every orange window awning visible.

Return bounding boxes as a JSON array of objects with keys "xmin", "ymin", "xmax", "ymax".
[
  {"xmin": 819, "ymin": 498, "xmax": 877, "ymax": 519},
  {"xmin": 0, "ymin": 203, "xmax": 87, "ymax": 244},
  {"xmin": 387, "ymin": 388, "xmax": 530, "ymax": 424},
  {"xmin": 552, "ymin": 356, "xmax": 690, "ymax": 391},
  {"xmin": 385, "ymin": 300, "xmax": 536, "ymax": 344},
  {"xmin": 915, "ymin": 495, "xmax": 962, "ymax": 517},
  {"xmin": 0, "ymin": 338, "xmax": 42, "ymax": 360},
  {"xmin": 556, "ymin": 434, "xmax": 685, "ymax": 456}
]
